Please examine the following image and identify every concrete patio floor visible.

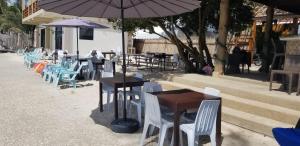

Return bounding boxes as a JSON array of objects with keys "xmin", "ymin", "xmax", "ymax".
[{"xmin": 0, "ymin": 53, "xmax": 277, "ymax": 146}]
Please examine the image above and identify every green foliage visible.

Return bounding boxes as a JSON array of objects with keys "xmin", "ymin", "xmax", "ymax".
[
  {"xmin": 109, "ymin": 0, "xmax": 254, "ymax": 72},
  {"xmin": 0, "ymin": 0, "xmax": 33, "ymax": 33},
  {"xmin": 110, "ymin": 0, "xmax": 253, "ymax": 35}
]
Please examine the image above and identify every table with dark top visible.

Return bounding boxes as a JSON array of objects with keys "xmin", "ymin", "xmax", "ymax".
[
  {"xmin": 99, "ymin": 76, "xmax": 149, "ymax": 119},
  {"xmin": 78, "ymin": 57, "xmax": 90, "ymax": 64},
  {"xmin": 151, "ymin": 89, "xmax": 222, "ymax": 146},
  {"xmin": 102, "ymin": 52, "xmax": 116, "ymax": 60}
]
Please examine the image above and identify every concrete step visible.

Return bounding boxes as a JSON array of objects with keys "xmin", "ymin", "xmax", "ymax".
[
  {"xmin": 163, "ymin": 74, "xmax": 300, "ymax": 111},
  {"xmin": 158, "ymin": 80, "xmax": 296, "ymax": 137},
  {"xmin": 223, "ymin": 94, "xmax": 300, "ymax": 125},
  {"xmin": 223, "ymin": 107, "xmax": 293, "ymax": 137},
  {"xmin": 159, "ymin": 80, "xmax": 300, "ymax": 125}
]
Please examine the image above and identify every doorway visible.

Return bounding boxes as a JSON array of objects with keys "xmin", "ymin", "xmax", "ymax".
[{"xmin": 55, "ymin": 26, "xmax": 62, "ymax": 50}]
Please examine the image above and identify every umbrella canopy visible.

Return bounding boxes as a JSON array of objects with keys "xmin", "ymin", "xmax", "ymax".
[
  {"xmin": 38, "ymin": 0, "xmax": 200, "ymax": 18},
  {"xmin": 39, "ymin": 0, "xmax": 200, "ymax": 136},
  {"xmin": 44, "ymin": 18, "xmax": 108, "ymax": 59},
  {"xmin": 251, "ymin": 0, "xmax": 300, "ymax": 14},
  {"xmin": 44, "ymin": 18, "xmax": 108, "ymax": 28}
]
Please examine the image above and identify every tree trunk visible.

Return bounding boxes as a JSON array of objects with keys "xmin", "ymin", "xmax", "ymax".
[
  {"xmin": 198, "ymin": 0, "xmax": 214, "ymax": 68},
  {"xmin": 259, "ymin": 6, "xmax": 274, "ymax": 73},
  {"xmin": 214, "ymin": 0, "xmax": 229, "ymax": 76}
]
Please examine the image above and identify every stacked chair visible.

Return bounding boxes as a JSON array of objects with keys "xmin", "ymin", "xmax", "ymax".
[
  {"xmin": 43, "ymin": 60, "xmax": 82, "ymax": 88},
  {"xmin": 24, "ymin": 48, "xmax": 43, "ymax": 68}
]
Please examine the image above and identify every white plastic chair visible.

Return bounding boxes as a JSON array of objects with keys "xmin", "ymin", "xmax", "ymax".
[
  {"xmin": 179, "ymin": 100, "xmax": 220, "ymax": 146},
  {"xmin": 101, "ymin": 71, "xmax": 115, "ymax": 110},
  {"xmin": 127, "ymin": 81, "xmax": 162, "ymax": 124},
  {"xmin": 87, "ymin": 59, "xmax": 96, "ymax": 80},
  {"xmin": 182, "ymin": 87, "xmax": 220, "ymax": 131},
  {"xmin": 96, "ymin": 50, "xmax": 105, "ymax": 59},
  {"xmin": 118, "ymin": 72, "xmax": 143, "ymax": 105},
  {"xmin": 203, "ymin": 87, "xmax": 221, "ymax": 97},
  {"xmin": 140, "ymin": 92, "xmax": 173, "ymax": 146},
  {"xmin": 104, "ymin": 60, "xmax": 113, "ymax": 72}
]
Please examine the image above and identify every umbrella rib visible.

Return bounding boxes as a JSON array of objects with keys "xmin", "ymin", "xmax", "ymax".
[
  {"xmin": 175, "ymin": 0, "xmax": 201, "ymax": 7},
  {"xmin": 95, "ymin": 0, "xmax": 119, "ymax": 8},
  {"xmin": 161, "ymin": 0, "xmax": 199, "ymax": 11},
  {"xmin": 129, "ymin": 0, "xmax": 142, "ymax": 18},
  {"xmin": 99, "ymin": 0, "xmax": 114, "ymax": 17},
  {"xmin": 140, "ymin": 2, "xmax": 162, "ymax": 17},
  {"xmin": 60, "ymin": 0, "xmax": 91, "ymax": 15},
  {"xmin": 78, "ymin": 0, "xmax": 102, "ymax": 17},
  {"xmin": 150, "ymin": 0, "xmax": 179, "ymax": 15}
]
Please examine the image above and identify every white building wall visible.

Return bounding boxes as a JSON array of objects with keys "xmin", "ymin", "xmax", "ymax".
[
  {"xmin": 63, "ymin": 27, "xmax": 74, "ymax": 54},
  {"xmin": 68, "ymin": 28, "xmax": 127, "ymax": 57},
  {"xmin": 33, "ymin": 23, "xmax": 128, "ymax": 56}
]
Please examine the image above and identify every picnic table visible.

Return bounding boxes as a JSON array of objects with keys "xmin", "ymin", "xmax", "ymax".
[
  {"xmin": 127, "ymin": 53, "xmax": 173, "ymax": 71},
  {"xmin": 151, "ymin": 89, "xmax": 222, "ymax": 146}
]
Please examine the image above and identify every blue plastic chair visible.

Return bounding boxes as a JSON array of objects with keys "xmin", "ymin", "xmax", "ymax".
[
  {"xmin": 54, "ymin": 63, "xmax": 84, "ymax": 88},
  {"xmin": 273, "ymin": 128, "xmax": 300, "ymax": 146},
  {"xmin": 47, "ymin": 61, "xmax": 78, "ymax": 84}
]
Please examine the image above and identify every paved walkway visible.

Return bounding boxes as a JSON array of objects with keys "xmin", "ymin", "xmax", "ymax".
[{"xmin": 0, "ymin": 53, "xmax": 277, "ymax": 146}]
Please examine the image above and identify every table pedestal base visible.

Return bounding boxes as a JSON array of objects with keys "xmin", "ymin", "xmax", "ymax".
[{"xmin": 111, "ymin": 118, "xmax": 139, "ymax": 133}]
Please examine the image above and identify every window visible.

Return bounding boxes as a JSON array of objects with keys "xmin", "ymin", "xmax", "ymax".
[{"xmin": 79, "ymin": 27, "xmax": 94, "ymax": 40}]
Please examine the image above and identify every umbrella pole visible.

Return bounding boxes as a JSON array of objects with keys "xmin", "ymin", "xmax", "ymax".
[
  {"xmin": 121, "ymin": 2, "xmax": 127, "ymax": 121},
  {"xmin": 111, "ymin": 0, "xmax": 139, "ymax": 133},
  {"xmin": 76, "ymin": 26, "xmax": 79, "ymax": 60}
]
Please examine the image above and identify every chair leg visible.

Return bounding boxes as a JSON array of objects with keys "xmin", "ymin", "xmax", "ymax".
[
  {"xmin": 158, "ymin": 125, "xmax": 168, "ymax": 146},
  {"xmin": 107, "ymin": 93, "xmax": 111, "ymax": 111},
  {"xmin": 269, "ymin": 72, "xmax": 274, "ymax": 91},
  {"xmin": 140, "ymin": 121, "xmax": 150, "ymax": 146},
  {"xmin": 187, "ymin": 132, "xmax": 195, "ymax": 146},
  {"xmin": 149, "ymin": 125, "xmax": 155, "ymax": 136},
  {"xmin": 137, "ymin": 104, "xmax": 142, "ymax": 124},
  {"xmin": 72, "ymin": 80, "xmax": 76, "ymax": 88},
  {"xmin": 92, "ymin": 71, "xmax": 96, "ymax": 80},
  {"xmin": 288, "ymin": 73, "xmax": 293, "ymax": 95}
]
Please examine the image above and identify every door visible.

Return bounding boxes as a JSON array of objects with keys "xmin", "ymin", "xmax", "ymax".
[
  {"xmin": 40, "ymin": 29, "xmax": 45, "ymax": 48},
  {"xmin": 55, "ymin": 26, "xmax": 62, "ymax": 50}
]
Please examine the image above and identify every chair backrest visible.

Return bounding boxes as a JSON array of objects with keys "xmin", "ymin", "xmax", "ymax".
[
  {"xmin": 104, "ymin": 60, "xmax": 113, "ymax": 72},
  {"xmin": 194, "ymin": 100, "xmax": 220, "ymax": 135},
  {"xmin": 87, "ymin": 59, "xmax": 94, "ymax": 71},
  {"xmin": 144, "ymin": 93, "xmax": 162, "ymax": 126},
  {"xmin": 70, "ymin": 63, "xmax": 84, "ymax": 80},
  {"xmin": 101, "ymin": 71, "xmax": 114, "ymax": 78},
  {"xmin": 133, "ymin": 72, "xmax": 143, "ymax": 91},
  {"xmin": 96, "ymin": 50, "xmax": 104, "ymax": 59},
  {"xmin": 203, "ymin": 87, "xmax": 220, "ymax": 97},
  {"xmin": 283, "ymin": 55, "xmax": 300, "ymax": 72},
  {"xmin": 141, "ymin": 82, "xmax": 162, "ymax": 105},
  {"xmin": 69, "ymin": 61, "xmax": 78, "ymax": 71},
  {"xmin": 142, "ymin": 82, "xmax": 163, "ymax": 93}
]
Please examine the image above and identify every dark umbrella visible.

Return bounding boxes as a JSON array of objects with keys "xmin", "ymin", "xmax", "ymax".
[
  {"xmin": 39, "ymin": 0, "xmax": 200, "ymax": 134},
  {"xmin": 44, "ymin": 18, "xmax": 108, "ymax": 60}
]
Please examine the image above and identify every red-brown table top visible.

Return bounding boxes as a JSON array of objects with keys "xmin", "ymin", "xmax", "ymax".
[{"xmin": 152, "ymin": 89, "xmax": 221, "ymax": 111}]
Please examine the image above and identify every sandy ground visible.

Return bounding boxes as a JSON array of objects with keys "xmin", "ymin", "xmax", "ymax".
[{"xmin": 0, "ymin": 53, "xmax": 278, "ymax": 146}]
